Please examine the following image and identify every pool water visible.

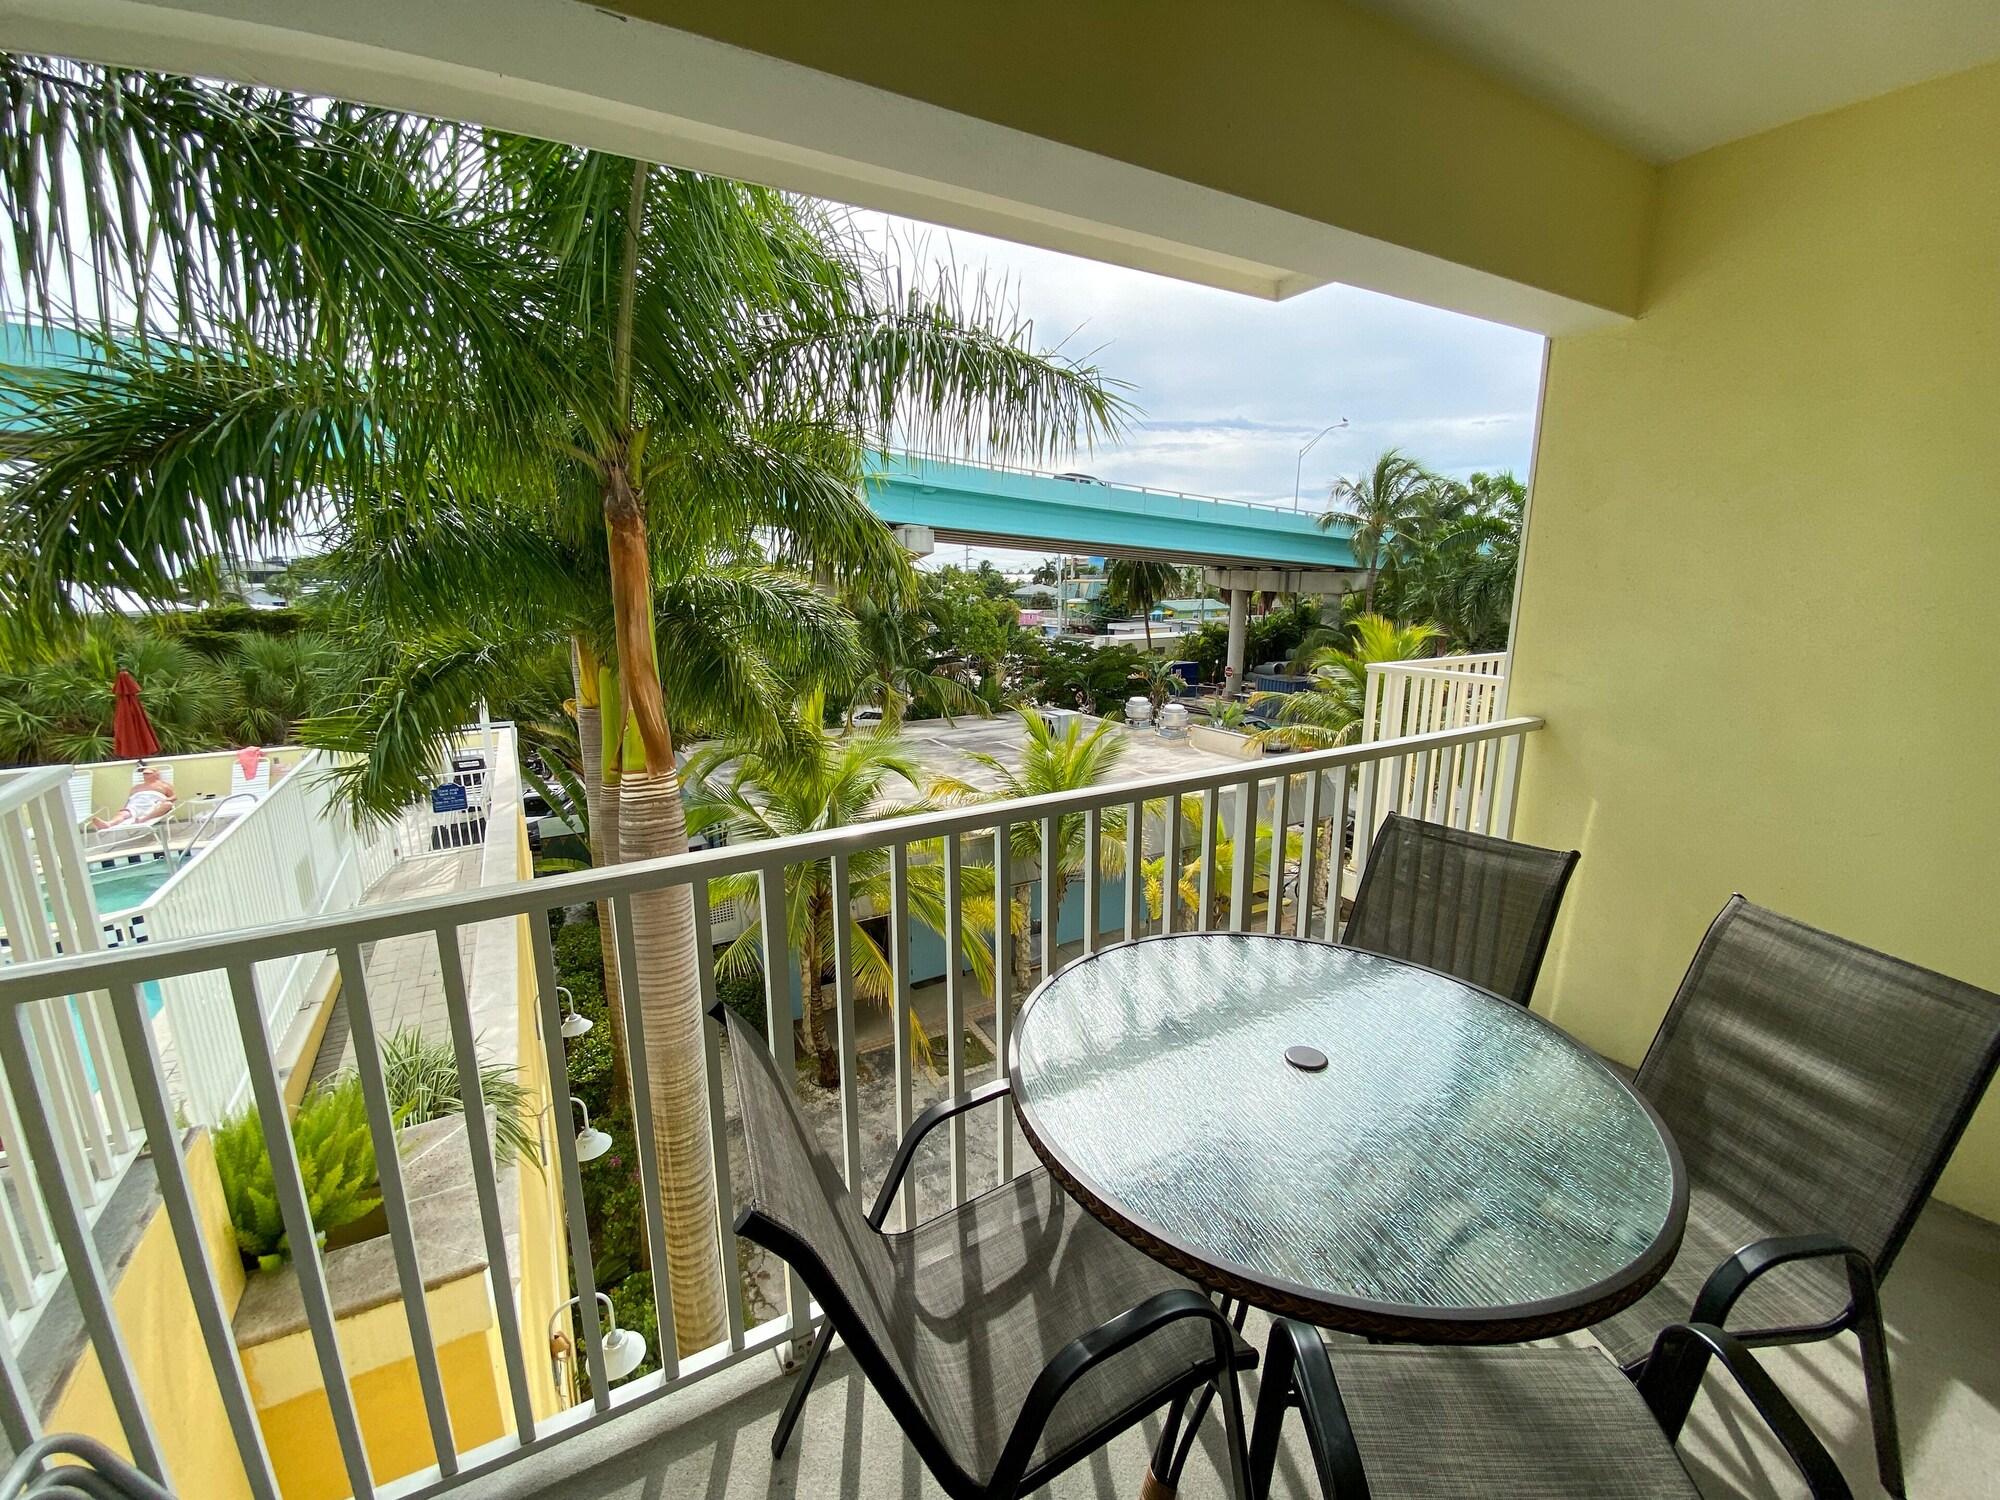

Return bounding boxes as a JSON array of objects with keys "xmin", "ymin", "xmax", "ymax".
[
  {"xmin": 89, "ymin": 856, "xmax": 178, "ymax": 914},
  {"xmin": 75, "ymin": 861, "xmax": 175, "ymax": 1066}
]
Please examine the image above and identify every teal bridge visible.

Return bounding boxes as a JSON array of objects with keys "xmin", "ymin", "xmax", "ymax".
[
  {"xmin": 3, "ymin": 324, "xmax": 1353, "ymax": 571},
  {"xmin": 864, "ymin": 453, "xmax": 1357, "ymax": 569}
]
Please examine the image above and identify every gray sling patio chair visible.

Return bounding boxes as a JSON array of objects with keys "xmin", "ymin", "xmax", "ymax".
[
  {"xmin": 1589, "ymin": 896, "xmax": 2000, "ymax": 1498},
  {"xmin": 1342, "ymin": 814, "xmax": 1580, "ymax": 1005},
  {"xmin": 1, "ymin": 1435, "xmax": 174, "ymax": 1498},
  {"xmin": 1248, "ymin": 1317, "xmax": 1853, "ymax": 1498},
  {"xmin": 718, "ymin": 1008, "xmax": 1256, "ymax": 1500}
]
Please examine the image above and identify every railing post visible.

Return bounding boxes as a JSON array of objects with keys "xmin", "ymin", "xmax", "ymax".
[
  {"xmin": 1229, "ymin": 778, "xmax": 1256, "ymax": 933},
  {"xmin": 942, "ymin": 832, "xmax": 968, "ymax": 1205},
  {"xmin": 888, "ymin": 845, "xmax": 916, "ymax": 1230}
]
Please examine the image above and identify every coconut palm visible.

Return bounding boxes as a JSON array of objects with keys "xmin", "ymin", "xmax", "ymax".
[
  {"xmin": 842, "ymin": 592, "xmax": 986, "ymax": 729},
  {"xmin": 1379, "ymin": 471, "xmax": 1525, "ymax": 650},
  {"xmin": 1104, "ymin": 558, "xmax": 1180, "ymax": 650},
  {"xmin": 686, "ymin": 706, "xmax": 996, "ymax": 1090},
  {"xmin": 0, "ymin": 58, "xmax": 1124, "ymax": 1354},
  {"xmin": 1250, "ymin": 614, "xmax": 1440, "ymax": 751},
  {"xmin": 933, "ymin": 707, "xmax": 1129, "ymax": 994},
  {"xmin": 301, "ymin": 496, "xmax": 867, "ymax": 1119},
  {"xmin": 1318, "ymin": 448, "xmax": 1435, "ymax": 612}
]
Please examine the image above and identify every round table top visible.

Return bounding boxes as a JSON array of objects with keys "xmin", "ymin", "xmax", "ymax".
[{"xmin": 1009, "ymin": 932, "xmax": 1687, "ymax": 1342}]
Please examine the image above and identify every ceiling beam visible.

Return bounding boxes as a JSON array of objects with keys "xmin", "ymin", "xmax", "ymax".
[{"xmin": 1, "ymin": 0, "xmax": 1648, "ymax": 332}]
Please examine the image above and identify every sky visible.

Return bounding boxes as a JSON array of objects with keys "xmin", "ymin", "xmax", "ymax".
[{"xmin": 856, "ymin": 209, "xmax": 1548, "ymax": 570}]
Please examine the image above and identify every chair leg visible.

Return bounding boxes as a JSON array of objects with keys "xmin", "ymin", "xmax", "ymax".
[
  {"xmin": 1164, "ymin": 1385, "xmax": 1220, "ymax": 1486},
  {"xmin": 1156, "ymin": 1295, "xmax": 1248, "ymax": 1493},
  {"xmin": 770, "ymin": 1323, "xmax": 835, "ymax": 1459},
  {"xmin": 1246, "ymin": 1328, "xmax": 1297, "ymax": 1500},
  {"xmin": 1849, "ymin": 1270, "xmax": 1905, "ymax": 1498},
  {"xmin": 1145, "ymin": 1392, "xmax": 1190, "ymax": 1498}
]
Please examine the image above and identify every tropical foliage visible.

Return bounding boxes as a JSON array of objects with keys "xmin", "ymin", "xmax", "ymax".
[
  {"xmin": 1250, "ymin": 614, "xmax": 1441, "ymax": 749},
  {"xmin": 686, "ymin": 704, "xmax": 997, "ymax": 1088},
  {"xmin": 1319, "ymin": 450, "xmax": 1525, "ymax": 651},
  {"xmin": 1141, "ymin": 795, "xmax": 1304, "ymax": 931},
  {"xmin": 1103, "ymin": 558, "xmax": 1180, "ymax": 649},
  {"xmin": 378, "ymin": 1026, "xmax": 542, "ymax": 1170},
  {"xmin": 213, "ymin": 1077, "xmax": 379, "ymax": 1270},
  {"xmin": 933, "ymin": 707, "xmax": 1128, "ymax": 995},
  {"xmin": 0, "ymin": 54, "xmax": 1121, "ymax": 1355},
  {"xmin": 0, "ymin": 614, "xmax": 356, "ymax": 766}
]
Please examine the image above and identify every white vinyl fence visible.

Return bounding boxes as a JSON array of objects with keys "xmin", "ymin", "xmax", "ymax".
[
  {"xmin": 0, "ymin": 713, "xmax": 1540, "ymax": 1500},
  {"xmin": 0, "ymin": 768, "xmax": 142, "ymax": 1336}
]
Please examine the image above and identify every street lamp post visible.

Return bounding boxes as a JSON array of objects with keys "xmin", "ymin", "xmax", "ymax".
[{"xmin": 1293, "ymin": 420, "xmax": 1350, "ymax": 511}]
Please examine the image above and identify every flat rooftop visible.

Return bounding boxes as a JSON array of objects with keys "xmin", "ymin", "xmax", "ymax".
[{"xmin": 896, "ymin": 712, "xmax": 1242, "ymax": 795}]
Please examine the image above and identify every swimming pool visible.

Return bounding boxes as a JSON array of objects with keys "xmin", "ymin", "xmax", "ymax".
[
  {"xmin": 77, "ymin": 857, "xmax": 178, "ymax": 1031},
  {"xmin": 89, "ymin": 854, "xmax": 179, "ymax": 914}
]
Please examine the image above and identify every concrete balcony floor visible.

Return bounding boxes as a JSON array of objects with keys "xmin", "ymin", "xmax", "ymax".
[{"xmin": 480, "ymin": 1199, "xmax": 1997, "ymax": 1500}]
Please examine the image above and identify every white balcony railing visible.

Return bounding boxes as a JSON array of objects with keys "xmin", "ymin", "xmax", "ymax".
[
  {"xmin": 0, "ymin": 714, "xmax": 1540, "ymax": 1499},
  {"xmin": 1361, "ymin": 652, "xmax": 1507, "ymax": 743},
  {"xmin": 0, "ymin": 767, "xmax": 145, "ymax": 1335},
  {"xmin": 133, "ymin": 748, "xmax": 407, "ymax": 1126}
]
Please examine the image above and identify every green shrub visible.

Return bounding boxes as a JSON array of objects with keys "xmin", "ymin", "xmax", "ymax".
[
  {"xmin": 214, "ymin": 1078, "xmax": 380, "ymax": 1270},
  {"xmin": 716, "ymin": 966, "xmax": 767, "ymax": 1040},
  {"xmin": 553, "ymin": 918, "xmax": 607, "ymax": 986},
  {"xmin": 378, "ymin": 1026, "xmax": 542, "ymax": 1170}
]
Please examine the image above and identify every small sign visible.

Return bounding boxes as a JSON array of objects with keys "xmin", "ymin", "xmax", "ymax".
[{"xmin": 430, "ymin": 782, "xmax": 469, "ymax": 814}]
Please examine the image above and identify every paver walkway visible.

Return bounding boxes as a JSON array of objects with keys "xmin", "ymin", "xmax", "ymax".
[{"xmin": 307, "ymin": 851, "xmax": 481, "ymax": 1086}]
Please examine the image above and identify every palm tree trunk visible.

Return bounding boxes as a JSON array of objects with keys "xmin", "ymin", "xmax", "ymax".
[
  {"xmin": 597, "ymin": 158, "xmax": 723, "ymax": 1355},
  {"xmin": 619, "ymin": 771, "xmax": 725, "ymax": 1353},
  {"xmin": 1010, "ymin": 887, "xmax": 1034, "ymax": 995},
  {"xmin": 571, "ymin": 643, "xmax": 629, "ymax": 1113}
]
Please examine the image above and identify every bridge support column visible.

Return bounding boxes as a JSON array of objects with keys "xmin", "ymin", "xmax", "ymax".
[{"xmin": 1223, "ymin": 588, "xmax": 1250, "ymax": 698}]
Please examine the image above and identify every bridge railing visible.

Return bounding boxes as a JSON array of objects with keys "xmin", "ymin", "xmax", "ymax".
[{"xmin": 885, "ymin": 448, "xmax": 1347, "ymax": 519}]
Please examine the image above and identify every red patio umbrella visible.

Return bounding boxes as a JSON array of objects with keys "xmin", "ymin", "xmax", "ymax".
[{"xmin": 110, "ymin": 669, "xmax": 161, "ymax": 759}]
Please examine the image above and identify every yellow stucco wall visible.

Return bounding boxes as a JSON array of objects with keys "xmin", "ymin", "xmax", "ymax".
[
  {"xmin": 50, "ymin": 1130, "xmax": 255, "ymax": 1500},
  {"xmin": 84, "ymin": 748, "xmax": 311, "ymax": 820},
  {"xmin": 1512, "ymin": 59, "xmax": 2000, "ymax": 1221},
  {"xmin": 614, "ymin": 0, "xmax": 1655, "ymax": 316},
  {"xmin": 240, "ymin": 1278, "xmax": 507, "ymax": 1500}
]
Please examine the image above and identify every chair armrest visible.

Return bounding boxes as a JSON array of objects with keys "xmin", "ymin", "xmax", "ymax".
[
  {"xmin": 989, "ymin": 1288, "xmax": 1237, "ymax": 1498},
  {"xmin": 1690, "ymin": 1232, "xmax": 1866, "ymax": 1328},
  {"xmin": 866, "ymin": 1078, "xmax": 1012, "ymax": 1229},
  {"xmin": 1, "ymin": 1434, "xmax": 176, "ymax": 1498},
  {"xmin": 1638, "ymin": 1323, "xmax": 1852, "ymax": 1499}
]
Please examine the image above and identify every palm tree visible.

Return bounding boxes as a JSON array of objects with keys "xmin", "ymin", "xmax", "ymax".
[
  {"xmin": 1104, "ymin": 558, "xmax": 1180, "ymax": 650},
  {"xmin": 685, "ymin": 706, "xmax": 996, "ymax": 1089},
  {"xmin": 228, "ymin": 632, "xmax": 347, "ymax": 746},
  {"xmin": 1318, "ymin": 449, "xmax": 1435, "ymax": 611},
  {"xmin": 1127, "ymin": 656, "xmax": 1186, "ymax": 716},
  {"xmin": 0, "ymin": 625, "xmax": 248, "ymax": 765},
  {"xmin": 934, "ymin": 708, "xmax": 1128, "ymax": 994},
  {"xmin": 1250, "ymin": 614, "xmax": 1440, "ymax": 751},
  {"xmin": 1380, "ymin": 471, "xmax": 1525, "ymax": 650},
  {"xmin": 0, "ymin": 58, "xmax": 1124, "ymax": 1353},
  {"xmin": 1141, "ymin": 796, "xmax": 1302, "ymax": 931},
  {"xmin": 842, "ymin": 592, "xmax": 986, "ymax": 728}
]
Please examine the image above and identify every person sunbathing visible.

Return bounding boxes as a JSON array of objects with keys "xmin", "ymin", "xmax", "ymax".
[{"xmin": 90, "ymin": 766, "xmax": 177, "ymax": 830}]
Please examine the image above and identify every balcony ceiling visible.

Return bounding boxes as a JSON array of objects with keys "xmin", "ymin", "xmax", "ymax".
[{"xmin": 1353, "ymin": 0, "xmax": 2000, "ymax": 161}]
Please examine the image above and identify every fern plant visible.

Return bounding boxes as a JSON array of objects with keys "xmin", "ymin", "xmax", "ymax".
[
  {"xmin": 378, "ymin": 1026, "xmax": 543, "ymax": 1170},
  {"xmin": 213, "ymin": 1077, "xmax": 380, "ymax": 1270}
]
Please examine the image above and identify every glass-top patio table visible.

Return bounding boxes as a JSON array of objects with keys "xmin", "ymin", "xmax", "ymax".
[{"xmin": 1009, "ymin": 932, "xmax": 1688, "ymax": 1342}]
